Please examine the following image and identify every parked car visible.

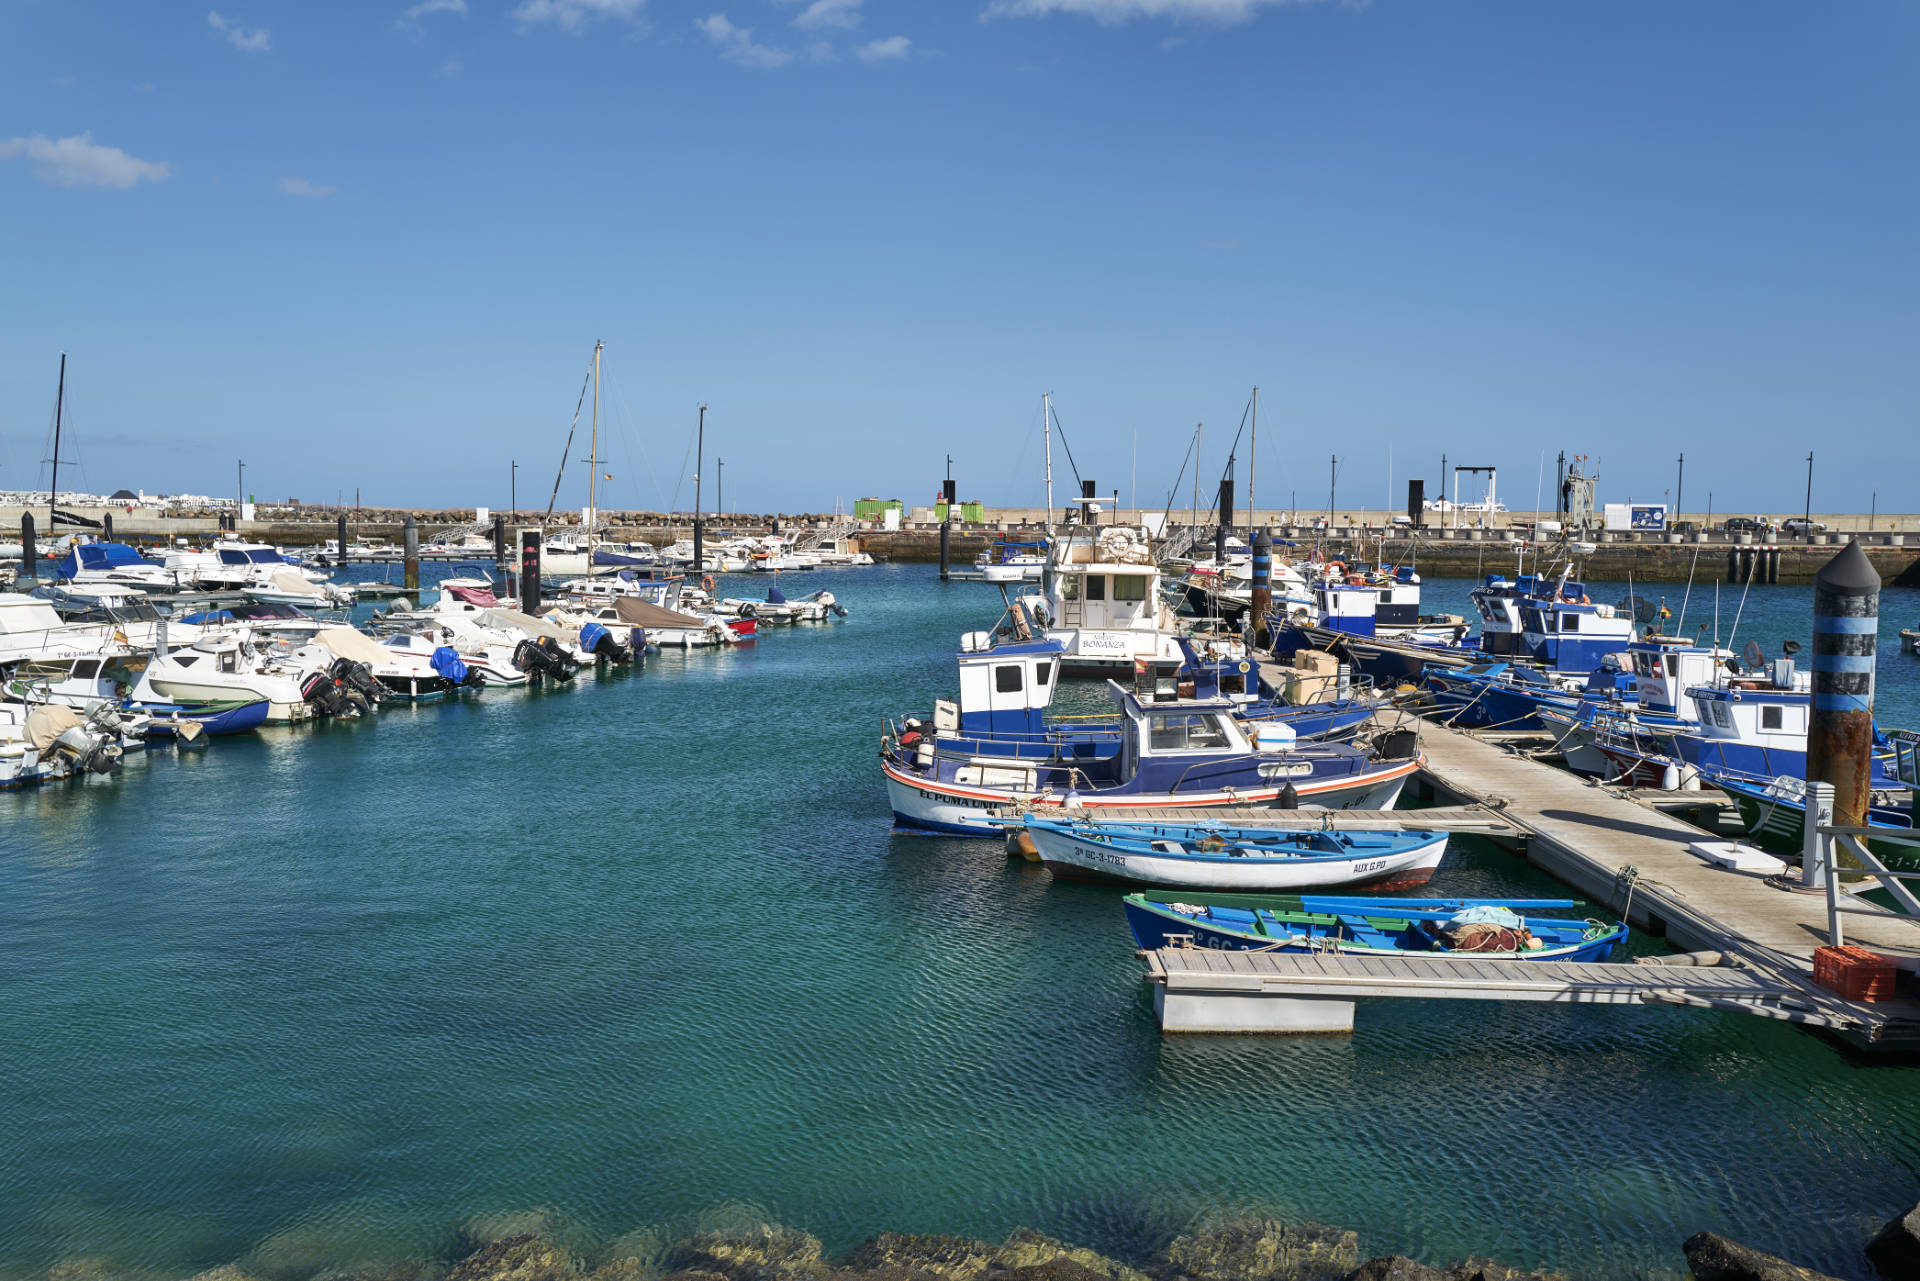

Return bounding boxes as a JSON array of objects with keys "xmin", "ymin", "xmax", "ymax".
[
  {"xmin": 1722, "ymin": 517, "xmax": 1766, "ymax": 534},
  {"xmin": 1783, "ymin": 517, "xmax": 1828, "ymax": 534}
]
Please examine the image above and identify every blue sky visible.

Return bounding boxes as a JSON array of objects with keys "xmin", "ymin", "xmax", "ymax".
[{"xmin": 2, "ymin": 0, "xmax": 1915, "ymax": 517}]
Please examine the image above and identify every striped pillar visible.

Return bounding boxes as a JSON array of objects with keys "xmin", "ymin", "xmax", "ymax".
[
  {"xmin": 1250, "ymin": 529, "xmax": 1272, "ymax": 646},
  {"xmin": 1808, "ymin": 539, "xmax": 1879, "ymax": 840}
]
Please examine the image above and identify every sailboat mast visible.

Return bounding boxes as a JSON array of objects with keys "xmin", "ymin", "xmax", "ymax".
[
  {"xmin": 1248, "ymin": 385, "xmax": 1258, "ymax": 531},
  {"xmin": 1192, "ymin": 422, "xmax": 1202, "ymax": 552},
  {"xmin": 588, "ymin": 339, "xmax": 601, "ymax": 543},
  {"xmin": 49, "ymin": 352, "xmax": 65, "ymax": 527},
  {"xmin": 1042, "ymin": 391, "xmax": 1054, "ymax": 528}
]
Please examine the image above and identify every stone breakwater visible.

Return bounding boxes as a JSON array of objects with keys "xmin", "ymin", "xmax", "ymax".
[{"xmin": 22, "ymin": 1205, "xmax": 1920, "ymax": 1281}]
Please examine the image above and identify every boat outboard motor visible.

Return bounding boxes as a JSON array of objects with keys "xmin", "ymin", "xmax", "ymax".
[
  {"xmin": 51, "ymin": 724, "xmax": 122, "ymax": 775},
  {"xmin": 300, "ymin": 669, "xmax": 353, "ymax": 718},
  {"xmin": 628, "ymin": 628, "xmax": 646, "ymax": 663},
  {"xmin": 579, "ymin": 621, "xmax": 630, "ymax": 666},
  {"xmin": 328, "ymin": 657, "xmax": 386, "ymax": 709}
]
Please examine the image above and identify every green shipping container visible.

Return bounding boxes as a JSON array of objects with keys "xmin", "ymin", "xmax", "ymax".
[
  {"xmin": 935, "ymin": 502, "xmax": 986, "ymax": 523},
  {"xmin": 853, "ymin": 498, "xmax": 903, "ymax": 521}
]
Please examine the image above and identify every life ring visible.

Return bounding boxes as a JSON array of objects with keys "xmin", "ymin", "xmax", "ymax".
[
  {"xmin": 702, "ymin": 574, "xmax": 715, "ymax": 591},
  {"xmin": 1580, "ymin": 594, "xmax": 1591, "ymax": 604},
  {"xmin": 1347, "ymin": 574, "xmax": 1366, "ymax": 587}
]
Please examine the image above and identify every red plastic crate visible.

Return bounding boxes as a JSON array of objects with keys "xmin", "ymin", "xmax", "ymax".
[{"xmin": 1813, "ymin": 946, "xmax": 1900, "ymax": 1003}]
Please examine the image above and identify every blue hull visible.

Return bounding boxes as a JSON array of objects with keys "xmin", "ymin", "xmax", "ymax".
[
  {"xmin": 1124, "ymin": 898, "xmax": 1625, "ymax": 963},
  {"xmin": 141, "ymin": 700, "xmax": 271, "ymax": 737}
]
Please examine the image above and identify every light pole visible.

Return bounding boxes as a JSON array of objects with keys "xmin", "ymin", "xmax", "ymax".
[
  {"xmin": 1675, "ymin": 452, "xmax": 1684, "ymax": 522},
  {"xmin": 1804, "ymin": 452, "xmax": 1814, "ymax": 537},
  {"xmin": 237, "ymin": 459, "xmax": 245, "ymax": 526},
  {"xmin": 717, "ymin": 458, "xmax": 724, "ymax": 520},
  {"xmin": 510, "ymin": 460, "xmax": 517, "ymax": 525}
]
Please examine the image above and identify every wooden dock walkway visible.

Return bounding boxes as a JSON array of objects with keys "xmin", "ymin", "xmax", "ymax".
[
  {"xmin": 1407, "ymin": 718, "xmax": 1920, "ymax": 1049},
  {"xmin": 1145, "ymin": 946, "xmax": 1815, "ymax": 1033}
]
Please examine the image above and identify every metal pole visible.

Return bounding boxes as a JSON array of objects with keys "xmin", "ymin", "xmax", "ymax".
[
  {"xmin": 717, "ymin": 458, "xmax": 724, "ymax": 519},
  {"xmin": 1807, "ymin": 539, "xmax": 1879, "ymax": 873},
  {"xmin": 338, "ymin": 513, "xmax": 348, "ymax": 566},
  {"xmin": 693, "ymin": 404, "xmax": 706, "ymax": 573},
  {"xmin": 1247, "ymin": 385, "xmax": 1258, "ymax": 528},
  {"xmin": 1805, "ymin": 451, "xmax": 1814, "ymax": 536},
  {"xmin": 402, "ymin": 516, "xmax": 419, "ymax": 592},
  {"xmin": 20, "ymin": 514, "xmax": 35, "ymax": 579},
  {"xmin": 49, "ymin": 354, "xmax": 64, "ymax": 528},
  {"xmin": 1675, "ymin": 453, "xmax": 1684, "ymax": 525},
  {"xmin": 492, "ymin": 512, "xmax": 507, "ymax": 570},
  {"xmin": 511, "ymin": 460, "xmax": 517, "ymax": 526}
]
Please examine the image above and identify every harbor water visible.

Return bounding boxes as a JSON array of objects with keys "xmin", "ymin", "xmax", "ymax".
[{"xmin": 4, "ymin": 565, "xmax": 1919, "ymax": 1280}]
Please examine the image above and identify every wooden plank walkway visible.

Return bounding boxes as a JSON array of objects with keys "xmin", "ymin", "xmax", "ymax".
[{"xmin": 1410, "ymin": 717, "xmax": 1920, "ymax": 1049}]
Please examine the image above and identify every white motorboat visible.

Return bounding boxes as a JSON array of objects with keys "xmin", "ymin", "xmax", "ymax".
[
  {"xmin": 1022, "ymin": 525, "xmax": 1187, "ymax": 675},
  {"xmin": 50, "ymin": 541, "xmax": 180, "ymax": 592},
  {"xmin": 244, "ymin": 571, "xmax": 354, "ymax": 610},
  {"xmin": 133, "ymin": 634, "xmax": 317, "ymax": 724},
  {"xmin": 0, "ymin": 593, "xmax": 130, "ymax": 667},
  {"xmin": 0, "ymin": 700, "xmax": 123, "ymax": 784}
]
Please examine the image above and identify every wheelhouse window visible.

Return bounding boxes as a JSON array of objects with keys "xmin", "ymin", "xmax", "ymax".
[
  {"xmin": 1086, "ymin": 575, "xmax": 1107, "ymax": 601},
  {"xmin": 1560, "ymin": 613, "xmax": 1580, "ymax": 632},
  {"xmin": 1113, "ymin": 575, "xmax": 1148, "ymax": 602},
  {"xmin": 994, "ymin": 664, "xmax": 1023, "ymax": 694},
  {"xmin": 1761, "ymin": 706, "xmax": 1783, "ymax": 730},
  {"xmin": 1147, "ymin": 713, "xmax": 1232, "ymax": 752},
  {"xmin": 1033, "ymin": 662, "xmax": 1051, "ymax": 689}
]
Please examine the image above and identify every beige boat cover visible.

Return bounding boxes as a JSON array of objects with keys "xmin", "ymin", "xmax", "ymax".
[
  {"xmin": 315, "ymin": 626, "xmax": 390, "ymax": 665},
  {"xmin": 24, "ymin": 704, "xmax": 83, "ymax": 752},
  {"xmin": 484, "ymin": 608, "xmax": 569, "ymax": 643},
  {"xmin": 612, "ymin": 597, "xmax": 710, "ymax": 629},
  {"xmin": 270, "ymin": 571, "xmax": 324, "ymax": 597}
]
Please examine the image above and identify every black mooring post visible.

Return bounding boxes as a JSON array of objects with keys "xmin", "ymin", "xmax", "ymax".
[
  {"xmin": 402, "ymin": 516, "xmax": 420, "ymax": 592},
  {"xmin": 102, "ymin": 512, "xmax": 113, "ymax": 540},
  {"xmin": 337, "ymin": 513, "xmax": 348, "ymax": 564},
  {"xmin": 1216, "ymin": 478, "xmax": 1235, "ymax": 565},
  {"xmin": 1808, "ymin": 540, "xmax": 1880, "ymax": 836},
  {"xmin": 492, "ymin": 513, "xmax": 507, "ymax": 569},
  {"xmin": 20, "ymin": 513, "xmax": 36, "ymax": 578},
  {"xmin": 520, "ymin": 530, "xmax": 542, "ymax": 615},
  {"xmin": 939, "ymin": 518, "xmax": 951, "ymax": 581}
]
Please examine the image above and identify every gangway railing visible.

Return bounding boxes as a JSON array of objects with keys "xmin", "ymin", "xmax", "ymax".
[{"xmin": 1801, "ymin": 779, "xmax": 1920, "ymax": 946}]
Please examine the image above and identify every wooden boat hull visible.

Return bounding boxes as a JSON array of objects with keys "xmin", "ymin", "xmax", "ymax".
[
  {"xmin": 1029, "ymin": 822, "xmax": 1447, "ymax": 890},
  {"xmin": 1124, "ymin": 897, "xmax": 1627, "ymax": 963},
  {"xmin": 883, "ymin": 753, "xmax": 1419, "ymax": 837}
]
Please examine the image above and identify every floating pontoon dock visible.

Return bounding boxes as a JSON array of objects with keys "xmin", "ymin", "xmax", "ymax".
[{"xmin": 1141, "ymin": 716, "xmax": 1920, "ymax": 1052}]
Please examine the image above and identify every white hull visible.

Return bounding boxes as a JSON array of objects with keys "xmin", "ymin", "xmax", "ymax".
[
  {"xmin": 1027, "ymin": 824, "xmax": 1448, "ymax": 890},
  {"xmin": 144, "ymin": 677, "xmax": 307, "ymax": 723},
  {"xmin": 883, "ymin": 757, "xmax": 1416, "ymax": 837}
]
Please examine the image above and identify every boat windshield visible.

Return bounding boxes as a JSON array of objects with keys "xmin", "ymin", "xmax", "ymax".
[
  {"xmin": 247, "ymin": 549, "xmax": 282, "ymax": 564},
  {"xmin": 1146, "ymin": 712, "xmax": 1236, "ymax": 753}
]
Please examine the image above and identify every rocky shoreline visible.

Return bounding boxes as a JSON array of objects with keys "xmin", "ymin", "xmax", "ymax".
[{"xmin": 29, "ymin": 1206, "xmax": 1920, "ymax": 1281}]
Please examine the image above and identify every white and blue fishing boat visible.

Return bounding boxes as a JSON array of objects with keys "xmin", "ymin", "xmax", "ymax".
[
  {"xmin": 881, "ymin": 679, "xmax": 1422, "ymax": 837},
  {"xmin": 892, "ymin": 618, "xmax": 1380, "ymax": 772},
  {"xmin": 1023, "ymin": 817, "xmax": 1448, "ymax": 890},
  {"xmin": 1423, "ymin": 658, "xmax": 1635, "ymax": 731},
  {"xmin": 49, "ymin": 541, "xmax": 177, "ymax": 592},
  {"xmin": 1268, "ymin": 563, "xmax": 1470, "ymax": 657},
  {"xmin": 1123, "ymin": 893, "xmax": 1629, "ymax": 962}
]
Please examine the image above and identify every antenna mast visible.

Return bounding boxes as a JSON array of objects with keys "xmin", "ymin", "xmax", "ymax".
[{"xmin": 49, "ymin": 353, "xmax": 65, "ymax": 527}]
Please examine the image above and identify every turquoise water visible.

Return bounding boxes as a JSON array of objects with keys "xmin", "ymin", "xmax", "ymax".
[{"xmin": 4, "ymin": 566, "xmax": 1918, "ymax": 1280}]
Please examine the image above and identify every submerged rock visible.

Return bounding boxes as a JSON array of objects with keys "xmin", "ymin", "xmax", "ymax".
[
  {"xmin": 447, "ymin": 1236, "xmax": 581, "ymax": 1281},
  {"xmin": 835, "ymin": 1233, "xmax": 996, "ymax": 1281},
  {"xmin": 663, "ymin": 1226, "xmax": 827, "ymax": 1281},
  {"xmin": 1680, "ymin": 1232, "xmax": 1840, "ymax": 1281},
  {"xmin": 1156, "ymin": 1220, "xmax": 1360, "ymax": 1281},
  {"xmin": 1342, "ymin": 1260, "xmax": 1444, "ymax": 1281},
  {"xmin": 990, "ymin": 1231, "xmax": 1144, "ymax": 1281},
  {"xmin": 1439, "ymin": 1260, "xmax": 1554, "ymax": 1281},
  {"xmin": 1867, "ymin": 1202, "xmax": 1920, "ymax": 1279}
]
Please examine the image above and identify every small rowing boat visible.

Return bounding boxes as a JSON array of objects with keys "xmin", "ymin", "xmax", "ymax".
[
  {"xmin": 1124, "ymin": 893, "xmax": 1628, "ymax": 962},
  {"xmin": 1024, "ymin": 818, "xmax": 1448, "ymax": 890}
]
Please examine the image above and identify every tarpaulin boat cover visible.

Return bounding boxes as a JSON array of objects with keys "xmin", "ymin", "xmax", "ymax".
[
  {"xmin": 580, "ymin": 622, "xmax": 610, "ymax": 653},
  {"xmin": 315, "ymin": 626, "xmax": 389, "ymax": 665},
  {"xmin": 767, "ymin": 586, "xmax": 788, "ymax": 604},
  {"xmin": 270, "ymin": 571, "xmax": 324, "ymax": 597},
  {"xmin": 484, "ymin": 608, "xmax": 569, "ymax": 643},
  {"xmin": 24, "ymin": 704, "xmax": 83, "ymax": 752},
  {"xmin": 430, "ymin": 646, "xmax": 469, "ymax": 684},
  {"xmin": 446, "ymin": 584, "xmax": 498, "ymax": 608},
  {"xmin": 613, "ymin": 597, "xmax": 709, "ymax": 629}
]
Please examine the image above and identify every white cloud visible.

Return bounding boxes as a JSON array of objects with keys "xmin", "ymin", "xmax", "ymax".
[
  {"xmin": 698, "ymin": 14, "xmax": 792, "ymax": 67},
  {"xmin": 855, "ymin": 34, "xmax": 910, "ymax": 60},
  {"xmin": 0, "ymin": 133, "xmax": 172, "ymax": 189},
  {"xmin": 793, "ymin": 0, "xmax": 860, "ymax": 30},
  {"xmin": 437, "ymin": 59, "xmax": 464, "ymax": 76},
  {"xmin": 513, "ymin": 0, "xmax": 645, "ymax": 32},
  {"xmin": 278, "ymin": 176, "xmax": 337, "ymax": 197},
  {"xmin": 986, "ymin": 0, "xmax": 1327, "ymax": 23},
  {"xmin": 207, "ymin": 10, "xmax": 272, "ymax": 51},
  {"xmin": 404, "ymin": 0, "xmax": 467, "ymax": 18},
  {"xmin": 807, "ymin": 39, "xmax": 838, "ymax": 61}
]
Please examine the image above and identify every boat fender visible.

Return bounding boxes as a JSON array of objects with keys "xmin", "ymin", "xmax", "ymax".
[
  {"xmin": 1278, "ymin": 781, "xmax": 1300, "ymax": 809},
  {"xmin": 899, "ymin": 730, "xmax": 922, "ymax": 748}
]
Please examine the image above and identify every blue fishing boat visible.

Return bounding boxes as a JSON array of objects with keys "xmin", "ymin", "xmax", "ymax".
[
  {"xmin": 1123, "ymin": 893, "xmax": 1629, "ymax": 962},
  {"xmin": 1024, "ymin": 817, "xmax": 1448, "ymax": 890}
]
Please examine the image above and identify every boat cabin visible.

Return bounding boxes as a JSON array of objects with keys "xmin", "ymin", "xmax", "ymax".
[
  {"xmin": 1626, "ymin": 638, "xmax": 1729, "ymax": 720},
  {"xmin": 941, "ymin": 633, "xmax": 1064, "ymax": 735},
  {"xmin": 1686, "ymin": 684, "xmax": 1809, "ymax": 748},
  {"xmin": 54, "ymin": 543, "xmax": 167, "ymax": 583}
]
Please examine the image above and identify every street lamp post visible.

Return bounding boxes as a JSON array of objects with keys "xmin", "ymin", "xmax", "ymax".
[
  {"xmin": 1805, "ymin": 452, "xmax": 1814, "ymax": 539},
  {"xmin": 510, "ymin": 460, "xmax": 517, "ymax": 525}
]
